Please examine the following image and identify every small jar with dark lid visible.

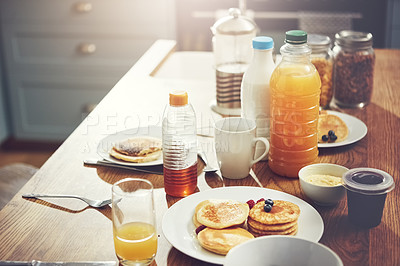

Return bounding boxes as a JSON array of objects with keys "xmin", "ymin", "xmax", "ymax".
[
  {"xmin": 308, "ymin": 34, "xmax": 333, "ymax": 109},
  {"xmin": 332, "ymin": 30, "xmax": 375, "ymax": 108},
  {"xmin": 342, "ymin": 168, "xmax": 395, "ymax": 228}
]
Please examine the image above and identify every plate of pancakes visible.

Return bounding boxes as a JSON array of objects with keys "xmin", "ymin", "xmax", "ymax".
[
  {"xmin": 162, "ymin": 186, "xmax": 324, "ymax": 265},
  {"xmin": 318, "ymin": 110, "xmax": 367, "ymax": 148},
  {"xmin": 97, "ymin": 125, "xmax": 163, "ymax": 166}
]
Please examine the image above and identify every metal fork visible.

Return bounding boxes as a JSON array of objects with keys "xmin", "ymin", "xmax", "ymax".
[{"xmin": 22, "ymin": 193, "xmax": 111, "ymax": 208}]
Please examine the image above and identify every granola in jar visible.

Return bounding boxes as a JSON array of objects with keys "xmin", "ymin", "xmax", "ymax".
[
  {"xmin": 332, "ymin": 31, "xmax": 375, "ymax": 108},
  {"xmin": 312, "ymin": 58, "xmax": 333, "ymax": 108},
  {"xmin": 308, "ymin": 34, "xmax": 333, "ymax": 109}
]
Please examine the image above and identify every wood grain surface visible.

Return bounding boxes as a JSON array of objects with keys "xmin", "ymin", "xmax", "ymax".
[{"xmin": 0, "ymin": 40, "xmax": 399, "ymax": 266}]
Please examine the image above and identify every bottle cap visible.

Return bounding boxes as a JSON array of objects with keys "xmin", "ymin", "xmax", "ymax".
[
  {"xmin": 169, "ymin": 90, "xmax": 188, "ymax": 106},
  {"xmin": 334, "ymin": 30, "xmax": 373, "ymax": 49},
  {"xmin": 308, "ymin": 34, "xmax": 331, "ymax": 53},
  {"xmin": 308, "ymin": 34, "xmax": 331, "ymax": 47},
  {"xmin": 285, "ymin": 30, "xmax": 307, "ymax": 44},
  {"xmin": 252, "ymin": 36, "xmax": 274, "ymax": 50}
]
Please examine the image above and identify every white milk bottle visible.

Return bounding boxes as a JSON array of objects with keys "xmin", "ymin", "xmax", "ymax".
[{"xmin": 241, "ymin": 36, "xmax": 275, "ymax": 160}]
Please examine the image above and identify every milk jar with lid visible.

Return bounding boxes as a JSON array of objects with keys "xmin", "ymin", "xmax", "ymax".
[
  {"xmin": 332, "ymin": 30, "xmax": 375, "ymax": 108},
  {"xmin": 308, "ymin": 34, "xmax": 333, "ymax": 109},
  {"xmin": 211, "ymin": 8, "xmax": 257, "ymax": 115},
  {"xmin": 241, "ymin": 36, "xmax": 275, "ymax": 160}
]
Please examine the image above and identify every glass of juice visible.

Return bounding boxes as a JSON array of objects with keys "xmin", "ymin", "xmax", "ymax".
[{"xmin": 112, "ymin": 178, "xmax": 157, "ymax": 265}]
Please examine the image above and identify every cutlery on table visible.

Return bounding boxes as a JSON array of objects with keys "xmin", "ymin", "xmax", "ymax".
[
  {"xmin": 22, "ymin": 193, "xmax": 111, "ymax": 208},
  {"xmin": 198, "ymin": 150, "xmax": 218, "ymax": 173},
  {"xmin": 198, "ymin": 150, "xmax": 225, "ymax": 186},
  {"xmin": 0, "ymin": 261, "xmax": 117, "ymax": 265},
  {"xmin": 83, "ymin": 159, "xmax": 163, "ymax": 175}
]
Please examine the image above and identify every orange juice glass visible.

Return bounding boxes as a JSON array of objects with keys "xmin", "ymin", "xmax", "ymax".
[
  {"xmin": 113, "ymin": 222, "xmax": 157, "ymax": 262},
  {"xmin": 112, "ymin": 178, "xmax": 157, "ymax": 265},
  {"xmin": 269, "ymin": 30, "xmax": 321, "ymax": 177}
]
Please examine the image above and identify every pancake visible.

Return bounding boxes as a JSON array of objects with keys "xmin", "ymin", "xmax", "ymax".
[
  {"xmin": 193, "ymin": 200, "xmax": 209, "ymax": 228},
  {"xmin": 248, "ymin": 223, "xmax": 298, "ymax": 237},
  {"xmin": 109, "ymin": 136, "xmax": 162, "ymax": 163},
  {"xmin": 197, "ymin": 227, "xmax": 254, "ymax": 255},
  {"xmin": 318, "ymin": 112, "xmax": 349, "ymax": 143},
  {"xmin": 248, "ymin": 200, "xmax": 300, "ymax": 225},
  {"xmin": 196, "ymin": 199, "xmax": 249, "ymax": 229},
  {"xmin": 192, "ymin": 214, "xmax": 202, "ymax": 228},
  {"xmin": 247, "ymin": 217, "xmax": 297, "ymax": 232}
]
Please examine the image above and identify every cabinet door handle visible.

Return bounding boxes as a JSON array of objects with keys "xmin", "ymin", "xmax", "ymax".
[
  {"xmin": 74, "ymin": 2, "xmax": 93, "ymax": 13},
  {"xmin": 82, "ymin": 103, "xmax": 97, "ymax": 116},
  {"xmin": 78, "ymin": 43, "xmax": 96, "ymax": 54}
]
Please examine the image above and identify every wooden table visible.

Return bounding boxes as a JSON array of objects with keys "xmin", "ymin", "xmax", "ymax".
[{"xmin": 0, "ymin": 40, "xmax": 399, "ymax": 266}]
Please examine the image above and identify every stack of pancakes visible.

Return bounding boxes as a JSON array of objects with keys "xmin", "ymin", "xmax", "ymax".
[
  {"xmin": 194, "ymin": 199, "xmax": 254, "ymax": 255},
  {"xmin": 109, "ymin": 136, "xmax": 162, "ymax": 163},
  {"xmin": 247, "ymin": 200, "xmax": 300, "ymax": 237}
]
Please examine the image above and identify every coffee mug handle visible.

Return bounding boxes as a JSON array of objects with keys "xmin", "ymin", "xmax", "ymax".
[{"xmin": 251, "ymin": 137, "xmax": 270, "ymax": 165}]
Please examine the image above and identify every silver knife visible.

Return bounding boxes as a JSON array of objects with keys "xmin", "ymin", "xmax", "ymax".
[{"xmin": 83, "ymin": 159, "xmax": 163, "ymax": 175}]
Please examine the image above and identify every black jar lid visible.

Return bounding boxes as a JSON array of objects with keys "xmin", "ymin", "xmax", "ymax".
[{"xmin": 342, "ymin": 168, "xmax": 395, "ymax": 195}]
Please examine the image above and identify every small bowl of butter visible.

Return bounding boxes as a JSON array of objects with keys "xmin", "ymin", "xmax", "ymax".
[{"xmin": 299, "ymin": 163, "xmax": 349, "ymax": 206}]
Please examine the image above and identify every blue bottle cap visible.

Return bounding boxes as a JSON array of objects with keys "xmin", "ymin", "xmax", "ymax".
[{"xmin": 252, "ymin": 36, "xmax": 274, "ymax": 50}]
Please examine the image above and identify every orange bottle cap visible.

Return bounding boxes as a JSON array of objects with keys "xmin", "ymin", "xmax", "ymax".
[{"xmin": 169, "ymin": 90, "xmax": 188, "ymax": 106}]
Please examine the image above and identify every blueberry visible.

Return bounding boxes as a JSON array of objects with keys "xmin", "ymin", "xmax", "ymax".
[
  {"xmin": 328, "ymin": 130, "xmax": 335, "ymax": 136},
  {"xmin": 264, "ymin": 204, "xmax": 272, "ymax": 212},
  {"xmin": 265, "ymin": 199, "xmax": 274, "ymax": 206},
  {"xmin": 330, "ymin": 134, "xmax": 338, "ymax": 142},
  {"xmin": 322, "ymin": 135, "xmax": 329, "ymax": 142}
]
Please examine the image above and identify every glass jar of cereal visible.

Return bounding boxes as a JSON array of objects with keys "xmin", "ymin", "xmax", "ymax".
[
  {"xmin": 308, "ymin": 34, "xmax": 333, "ymax": 109},
  {"xmin": 332, "ymin": 30, "xmax": 375, "ymax": 108}
]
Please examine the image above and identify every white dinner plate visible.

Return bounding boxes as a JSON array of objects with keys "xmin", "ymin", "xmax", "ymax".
[
  {"xmin": 97, "ymin": 125, "xmax": 163, "ymax": 166},
  {"xmin": 318, "ymin": 110, "xmax": 368, "ymax": 148},
  {"xmin": 162, "ymin": 186, "xmax": 324, "ymax": 265}
]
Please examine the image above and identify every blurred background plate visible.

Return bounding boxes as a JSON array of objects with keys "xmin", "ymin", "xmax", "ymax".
[
  {"xmin": 97, "ymin": 125, "xmax": 163, "ymax": 166},
  {"xmin": 318, "ymin": 111, "xmax": 367, "ymax": 148}
]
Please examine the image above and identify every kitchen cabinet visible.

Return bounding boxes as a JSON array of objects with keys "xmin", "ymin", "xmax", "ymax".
[
  {"xmin": 386, "ymin": 0, "xmax": 400, "ymax": 48},
  {"xmin": 176, "ymin": 0, "xmax": 389, "ymax": 51},
  {"xmin": 0, "ymin": 0, "xmax": 176, "ymax": 141},
  {"xmin": 0, "ymin": 61, "xmax": 9, "ymax": 144}
]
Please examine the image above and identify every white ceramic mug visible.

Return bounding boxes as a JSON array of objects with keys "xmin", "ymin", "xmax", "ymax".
[{"xmin": 214, "ymin": 117, "xmax": 270, "ymax": 179}]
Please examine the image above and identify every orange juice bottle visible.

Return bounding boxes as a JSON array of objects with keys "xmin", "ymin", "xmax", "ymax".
[{"xmin": 269, "ymin": 30, "xmax": 321, "ymax": 178}]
